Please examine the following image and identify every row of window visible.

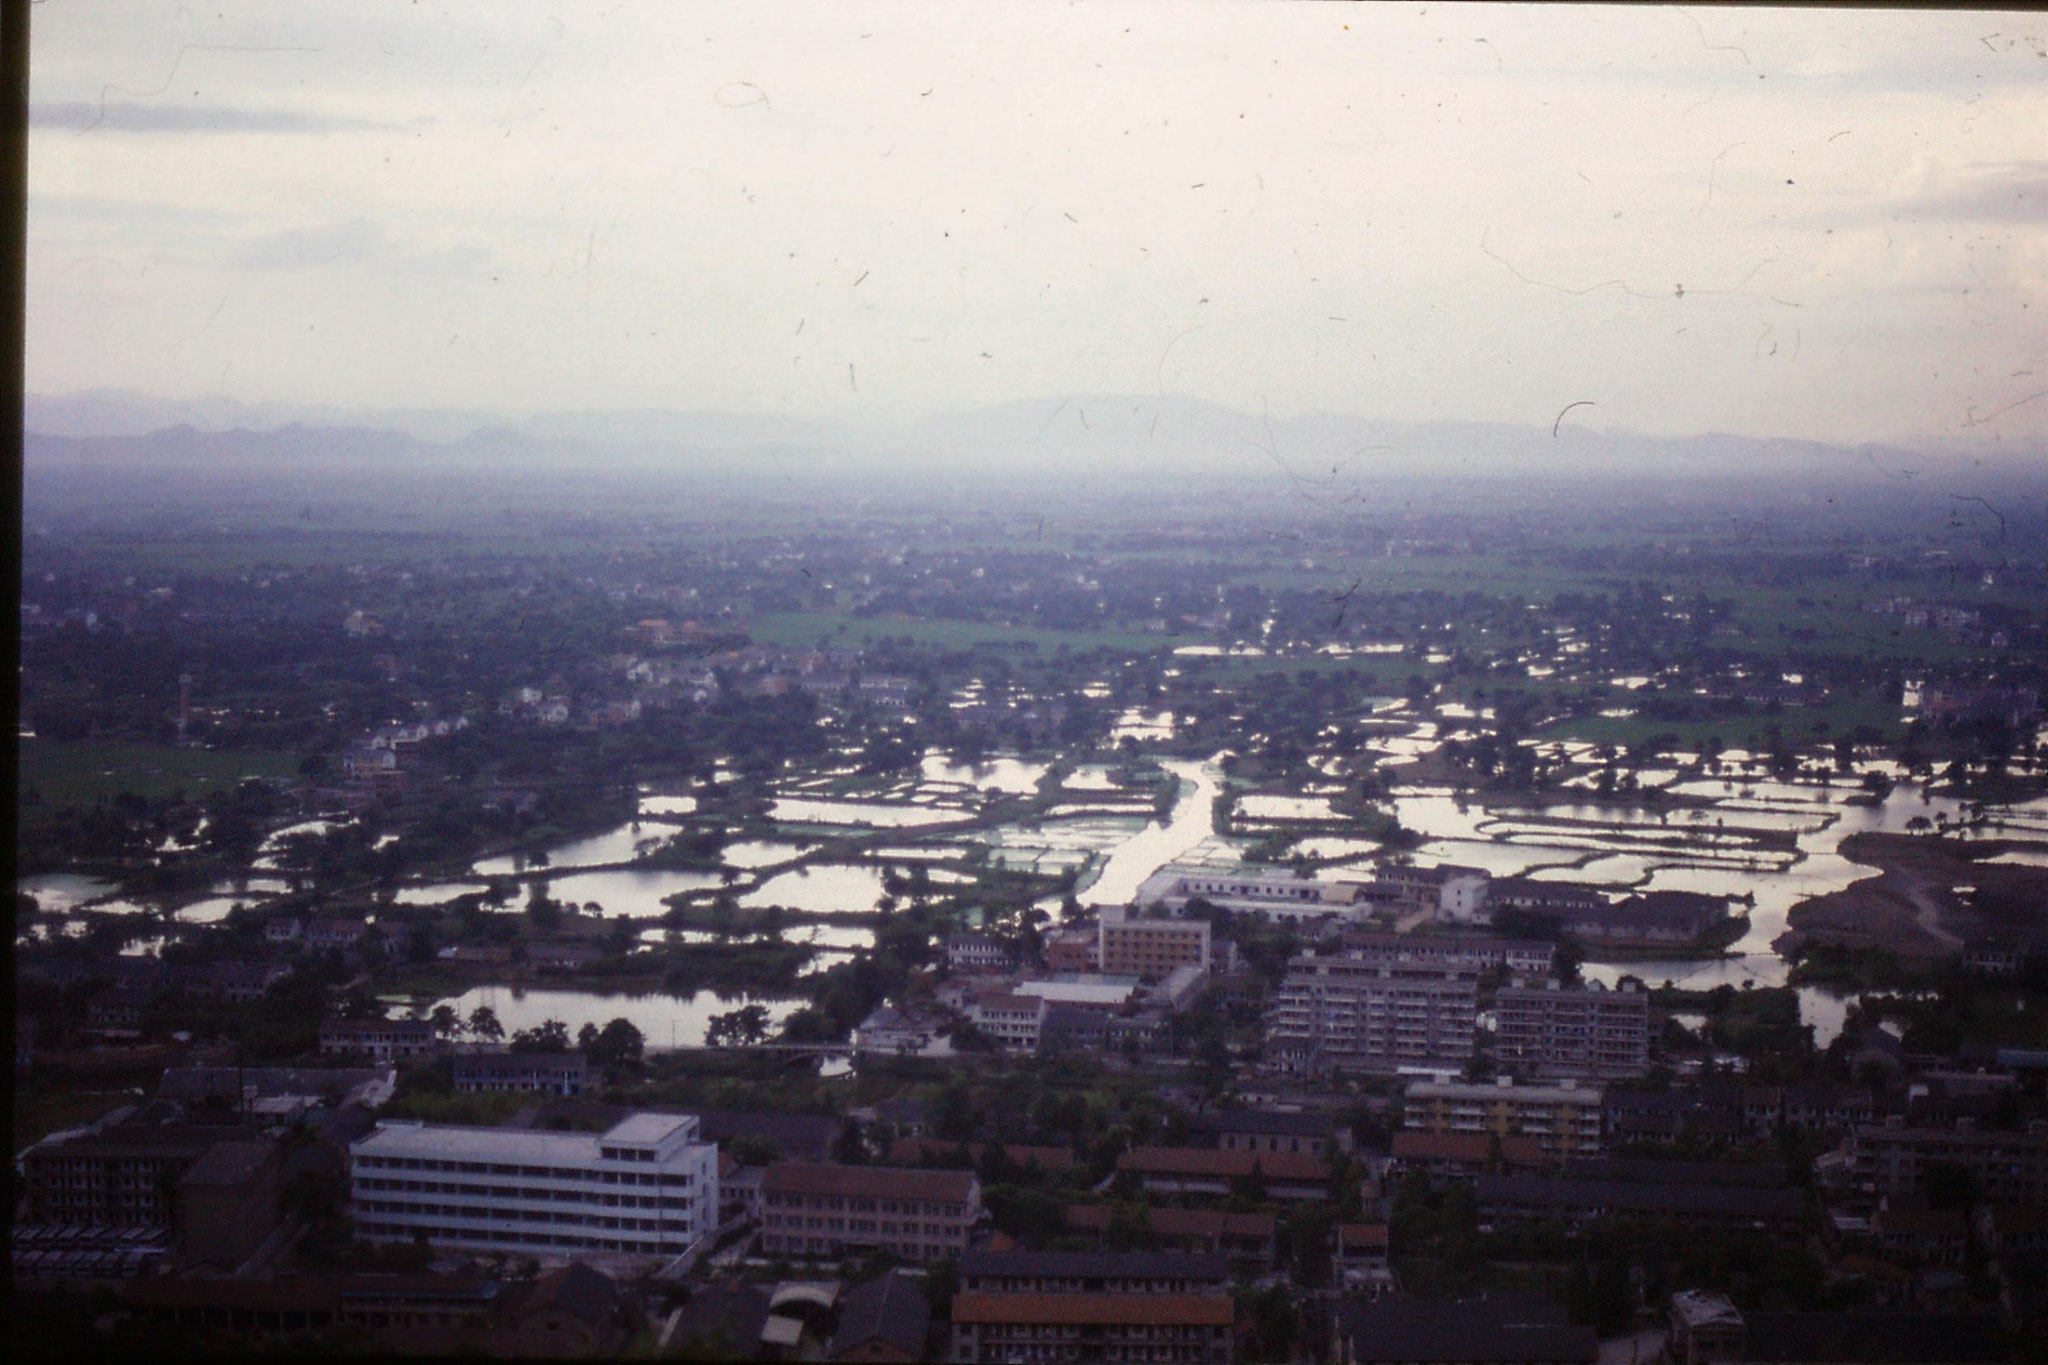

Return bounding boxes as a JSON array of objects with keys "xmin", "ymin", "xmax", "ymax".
[
  {"xmin": 358, "ymin": 1200, "xmax": 680, "ymax": 1231},
  {"xmin": 768, "ymin": 1215, "xmax": 958, "ymax": 1237},
  {"xmin": 354, "ymin": 1155, "xmax": 691, "ymax": 1184},
  {"xmin": 354, "ymin": 1178, "xmax": 692, "ymax": 1208},
  {"xmin": 356, "ymin": 1222, "xmax": 687, "ymax": 1254},
  {"xmin": 761, "ymin": 1194, "xmax": 963, "ymax": 1215}
]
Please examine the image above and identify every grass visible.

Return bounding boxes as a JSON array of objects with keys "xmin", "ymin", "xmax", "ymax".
[
  {"xmin": 1538, "ymin": 687, "xmax": 1911, "ymax": 749},
  {"xmin": 17, "ymin": 738, "xmax": 300, "ymax": 806}
]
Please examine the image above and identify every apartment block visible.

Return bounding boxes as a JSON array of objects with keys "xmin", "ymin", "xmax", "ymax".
[
  {"xmin": 1265, "ymin": 951, "xmax": 1478, "ymax": 1074},
  {"xmin": 319, "ymin": 1018, "xmax": 439, "ymax": 1063},
  {"xmin": 1402, "ymin": 1078, "xmax": 1606, "ymax": 1161},
  {"xmin": 1494, "ymin": 981, "xmax": 1650, "ymax": 1081},
  {"xmin": 450, "ymin": 1050, "xmax": 590, "ymax": 1096},
  {"xmin": 1098, "ymin": 912, "xmax": 1212, "ymax": 979},
  {"xmin": 1849, "ymin": 1121, "xmax": 2048, "ymax": 1204}
]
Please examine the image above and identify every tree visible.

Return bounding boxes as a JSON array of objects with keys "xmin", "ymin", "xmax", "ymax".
[
  {"xmin": 706, "ymin": 1004, "xmax": 771, "ymax": 1048},
  {"xmin": 467, "ymin": 1005, "xmax": 504, "ymax": 1043},
  {"xmin": 511, "ymin": 1019, "xmax": 572, "ymax": 1053},
  {"xmin": 429, "ymin": 1004, "xmax": 459, "ymax": 1038},
  {"xmin": 588, "ymin": 1017, "xmax": 644, "ymax": 1068}
]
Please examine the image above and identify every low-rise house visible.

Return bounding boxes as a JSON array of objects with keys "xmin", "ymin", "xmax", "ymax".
[
  {"xmin": 889, "ymin": 1138, "xmax": 1074, "ymax": 1173},
  {"xmin": 694, "ymin": 1109, "xmax": 849, "ymax": 1163},
  {"xmin": 855, "ymin": 1004, "xmax": 948, "ymax": 1057},
  {"xmin": 264, "ymin": 916, "xmax": 303, "ymax": 945},
  {"xmin": 497, "ymin": 1261, "xmax": 627, "ymax": 1358}
]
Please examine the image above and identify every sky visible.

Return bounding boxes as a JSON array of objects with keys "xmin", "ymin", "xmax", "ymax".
[{"xmin": 25, "ymin": 1, "xmax": 2048, "ymax": 447}]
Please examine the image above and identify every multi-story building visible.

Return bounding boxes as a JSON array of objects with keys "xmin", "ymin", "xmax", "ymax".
[
  {"xmin": 1336, "ymin": 931, "xmax": 1554, "ymax": 982},
  {"xmin": 319, "ymin": 1017, "xmax": 439, "ymax": 1063},
  {"xmin": 945, "ymin": 934, "xmax": 1017, "ymax": 974},
  {"xmin": 965, "ymin": 991, "xmax": 1048, "ymax": 1052},
  {"xmin": 1043, "ymin": 925, "xmax": 1098, "ymax": 973},
  {"xmin": 1194, "ymin": 1108, "xmax": 1350, "ymax": 1156},
  {"xmin": 1097, "ymin": 911, "xmax": 1212, "ymax": 980},
  {"xmin": 1064, "ymin": 1205, "xmax": 1276, "ymax": 1261},
  {"xmin": 1265, "ymin": 951, "xmax": 1478, "ymax": 1074},
  {"xmin": 451, "ymin": 1050, "xmax": 590, "ymax": 1097},
  {"xmin": 949, "ymin": 1292, "xmax": 1235, "ymax": 1365},
  {"xmin": 1402, "ymin": 1079, "xmax": 1605, "ymax": 1161},
  {"xmin": 758, "ymin": 1162, "xmax": 980, "ymax": 1261},
  {"xmin": 1554, "ymin": 891, "xmax": 1730, "ymax": 949},
  {"xmin": 1849, "ymin": 1121, "xmax": 2048, "ymax": 1204},
  {"xmin": 349, "ymin": 1112, "xmax": 718, "ymax": 1261},
  {"xmin": 1370, "ymin": 863, "xmax": 1492, "ymax": 922},
  {"xmin": 22, "ymin": 1118, "xmax": 270, "ymax": 1232},
  {"xmin": 1494, "ymin": 981, "xmax": 1650, "ymax": 1081}
]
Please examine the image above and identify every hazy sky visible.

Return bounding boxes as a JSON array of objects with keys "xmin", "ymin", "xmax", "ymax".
[{"xmin": 27, "ymin": 1, "xmax": 2048, "ymax": 446}]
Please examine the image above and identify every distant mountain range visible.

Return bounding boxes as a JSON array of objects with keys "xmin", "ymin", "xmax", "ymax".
[{"xmin": 24, "ymin": 387, "xmax": 2034, "ymax": 485}]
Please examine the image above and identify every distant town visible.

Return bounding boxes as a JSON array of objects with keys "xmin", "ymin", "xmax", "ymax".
[{"xmin": 14, "ymin": 436, "xmax": 2048, "ymax": 1363}]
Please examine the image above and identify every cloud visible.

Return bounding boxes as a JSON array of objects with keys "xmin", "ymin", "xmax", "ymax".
[
  {"xmin": 236, "ymin": 218, "xmax": 493, "ymax": 274},
  {"xmin": 1891, "ymin": 165, "xmax": 2048, "ymax": 223},
  {"xmin": 30, "ymin": 101, "xmax": 397, "ymax": 135}
]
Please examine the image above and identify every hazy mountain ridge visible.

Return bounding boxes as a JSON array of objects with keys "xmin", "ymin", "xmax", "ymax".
[{"xmin": 24, "ymin": 388, "xmax": 2038, "ymax": 486}]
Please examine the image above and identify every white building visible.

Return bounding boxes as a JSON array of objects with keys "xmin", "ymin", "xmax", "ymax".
[
  {"xmin": 966, "ymin": 992, "xmax": 1049, "ymax": 1051},
  {"xmin": 348, "ymin": 1112, "xmax": 718, "ymax": 1263},
  {"xmin": 1134, "ymin": 868, "xmax": 1361, "ymax": 924}
]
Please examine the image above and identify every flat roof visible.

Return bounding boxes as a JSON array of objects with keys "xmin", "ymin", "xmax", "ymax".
[
  {"xmin": 354, "ymin": 1113, "xmax": 700, "ymax": 1164},
  {"xmin": 603, "ymin": 1113, "xmax": 693, "ymax": 1145}
]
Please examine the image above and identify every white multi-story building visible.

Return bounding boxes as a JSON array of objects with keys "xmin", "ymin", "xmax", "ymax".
[
  {"xmin": 1134, "ymin": 869, "xmax": 1361, "ymax": 924},
  {"xmin": 349, "ymin": 1113, "xmax": 718, "ymax": 1262}
]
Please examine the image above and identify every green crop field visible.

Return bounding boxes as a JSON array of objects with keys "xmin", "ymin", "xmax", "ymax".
[{"xmin": 18, "ymin": 738, "xmax": 300, "ymax": 806}]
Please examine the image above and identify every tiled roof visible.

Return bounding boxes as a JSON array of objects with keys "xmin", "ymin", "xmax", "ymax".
[
  {"xmin": 828, "ymin": 1271, "xmax": 929, "ymax": 1357},
  {"xmin": 1391, "ymin": 1132, "xmax": 1546, "ymax": 1165},
  {"xmin": 951, "ymin": 1292, "xmax": 1234, "ymax": 1326},
  {"xmin": 762, "ymin": 1161, "xmax": 976, "ymax": 1203},
  {"xmin": 1117, "ymin": 1146, "xmax": 1330, "ymax": 1182}
]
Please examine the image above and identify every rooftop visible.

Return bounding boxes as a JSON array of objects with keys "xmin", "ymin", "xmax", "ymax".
[
  {"xmin": 761, "ymin": 1161, "xmax": 976, "ymax": 1202},
  {"xmin": 603, "ymin": 1113, "xmax": 693, "ymax": 1146},
  {"xmin": 958, "ymin": 1250, "xmax": 1229, "ymax": 1281}
]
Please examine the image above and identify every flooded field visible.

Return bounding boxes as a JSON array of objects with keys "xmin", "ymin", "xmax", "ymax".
[
  {"xmin": 420, "ymin": 985, "xmax": 801, "ymax": 1051},
  {"xmin": 740, "ymin": 864, "xmax": 889, "ymax": 914}
]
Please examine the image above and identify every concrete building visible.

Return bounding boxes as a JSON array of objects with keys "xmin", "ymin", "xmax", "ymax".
[
  {"xmin": 1097, "ymin": 910, "xmax": 1212, "ymax": 980},
  {"xmin": 758, "ymin": 1162, "xmax": 981, "ymax": 1261},
  {"xmin": 1265, "ymin": 950, "xmax": 1478, "ymax": 1074},
  {"xmin": 1371, "ymin": 863, "xmax": 1491, "ymax": 922},
  {"xmin": 1494, "ymin": 980, "xmax": 1650, "ymax": 1081},
  {"xmin": 349, "ymin": 1112, "xmax": 718, "ymax": 1261},
  {"xmin": 1116, "ymin": 1146, "xmax": 1331, "ymax": 1200},
  {"xmin": 945, "ymin": 933, "xmax": 1017, "ymax": 974},
  {"xmin": 1474, "ymin": 1174, "xmax": 1807, "ymax": 1241},
  {"xmin": 1402, "ymin": 1078, "xmax": 1605, "ymax": 1161},
  {"xmin": 177, "ymin": 1139, "xmax": 287, "ymax": 1272}
]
